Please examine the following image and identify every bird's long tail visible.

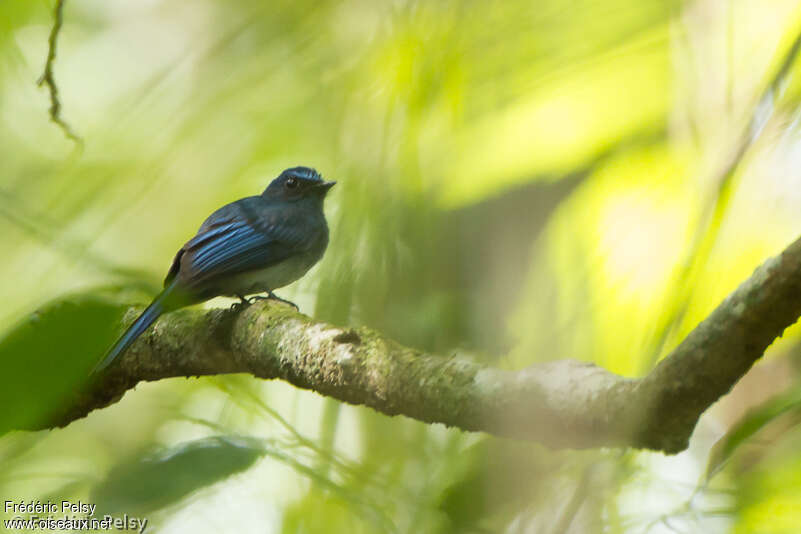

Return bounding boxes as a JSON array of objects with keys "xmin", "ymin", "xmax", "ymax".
[{"xmin": 93, "ymin": 281, "xmax": 177, "ymax": 373}]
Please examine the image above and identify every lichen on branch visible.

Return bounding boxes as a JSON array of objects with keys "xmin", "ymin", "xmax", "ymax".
[{"xmin": 20, "ymin": 234, "xmax": 801, "ymax": 454}]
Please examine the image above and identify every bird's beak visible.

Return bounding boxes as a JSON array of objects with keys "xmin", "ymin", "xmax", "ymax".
[{"xmin": 315, "ymin": 181, "xmax": 336, "ymax": 193}]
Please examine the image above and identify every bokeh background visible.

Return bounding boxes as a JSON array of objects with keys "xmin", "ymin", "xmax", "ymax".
[{"xmin": 3, "ymin": 0, "xmax": 801, "ymax": 532}]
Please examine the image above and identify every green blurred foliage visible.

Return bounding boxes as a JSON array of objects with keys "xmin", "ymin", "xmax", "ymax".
[
  {"xmin": 732, "ymin": 423, "xmax": 801, "ymax": 534},
  {"xmin": 705, "ymin": 382, "xmax": 801, "ymax": 483},
  {"xmin": 4, "ymin": 0, "xmax": 801, "ymax": 532},
  {"xmin": 0, "ymin": 288, "xmax": 139, "ymax": 434},
  {"xmin": 91, "ymin": 436, "xmax": 264, "ymax": 516}
]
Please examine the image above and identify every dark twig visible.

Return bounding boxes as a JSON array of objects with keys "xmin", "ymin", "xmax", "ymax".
[{"xmin": 37, "ymin": 0, "xmax": 82, "ymax": 146}]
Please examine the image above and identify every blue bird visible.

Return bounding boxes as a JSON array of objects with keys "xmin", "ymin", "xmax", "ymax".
[{"xmin": 94, "ymin": 166, "xmax": 335, "ymax": 372}]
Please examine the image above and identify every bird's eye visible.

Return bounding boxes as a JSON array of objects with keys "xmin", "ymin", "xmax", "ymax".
[{"xmin": 285, "ymin": 177, "xmax": 298, "ymax": 189}]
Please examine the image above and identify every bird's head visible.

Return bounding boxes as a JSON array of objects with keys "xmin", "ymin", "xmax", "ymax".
[{"xmin": 262, "ymin": 167, "xmax": 336, "ymax": 202}]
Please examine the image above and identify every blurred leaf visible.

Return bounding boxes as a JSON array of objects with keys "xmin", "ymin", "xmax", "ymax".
[
  {"xmin": 0, "ymin": 287, "xmax": 142, "ymax": 434},
  {"xmin": 704, "ymin": 385, "xmax": 801, "ymax": 482},
  {"xmin": 91, "ymin": 436, "xmax": 264, "ymax": 516},
  {"xmin": 282, "ymin": 488, "xmax": 376, "ymax": 534},
  {"xmin": 734, "ymin": 428, "xmax": 801, "ymax": 534},
  {"xmin": 40, "ymin": 479, "xmax": 92, "ymax": 508},
  {"xmin": 437, "ymin": 440, "xmax": 558, "ymax": 532}
]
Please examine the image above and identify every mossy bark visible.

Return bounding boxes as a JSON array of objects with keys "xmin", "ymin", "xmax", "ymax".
[{"xmin": 26, "ymin": 235, "xmax": 801, "ymax": 454}]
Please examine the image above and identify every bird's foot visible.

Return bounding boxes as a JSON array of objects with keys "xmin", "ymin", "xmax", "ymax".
[
  {"xmin": 250, "ymin": 291, "xmax": 299, "ymax": 311},
  {"xmin": 230, "ymin": 294, "xmax": 251, "ymax": 311}
]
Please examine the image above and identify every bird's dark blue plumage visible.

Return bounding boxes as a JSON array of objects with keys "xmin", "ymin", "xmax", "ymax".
[{"xmin": 94, "ymin": 167, "xmax": 335, "ymax": 372}]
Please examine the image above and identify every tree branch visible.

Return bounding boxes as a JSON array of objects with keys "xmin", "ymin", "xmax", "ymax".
[
  {"xmin": 38, "ymin": 0, "xmax": 82, "ymax": 146},
  {"xmin": 23, "ymin": 233, "xmax": 801, "ymax": 453}
]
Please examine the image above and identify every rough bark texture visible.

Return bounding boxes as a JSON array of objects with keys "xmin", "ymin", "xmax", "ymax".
[
  {"xmin": 24, "ymin": 0, "xmax": 801, "ymax": 456},
  {"xmin": 25, "ymin": 235, "xmax": 801, "ymax": 453}
]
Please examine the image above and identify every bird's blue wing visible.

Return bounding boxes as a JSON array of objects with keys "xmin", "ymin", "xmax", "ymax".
[
  {"xmin": 178, "ymin": 218, "xmax": 307, "ymax": 286},
  {"xmin": 163, "ymin": 194, "xmax": 325, "ymax": 295}
]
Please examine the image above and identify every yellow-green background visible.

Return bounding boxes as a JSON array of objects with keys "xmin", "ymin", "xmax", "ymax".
[{"xmin": 2, "ymin": 0, "xmax": 801, "ymax": 532}]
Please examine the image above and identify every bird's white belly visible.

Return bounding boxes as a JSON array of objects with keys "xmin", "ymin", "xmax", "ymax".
[{"xmin": 223, "ymin": 255, "xmax": 315, "ymax": 296}]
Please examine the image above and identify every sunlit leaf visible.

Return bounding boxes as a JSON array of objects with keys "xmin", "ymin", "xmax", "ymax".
[{"xmin": 704, "ymin": 386, "xmax": 801, "ymax": 482}]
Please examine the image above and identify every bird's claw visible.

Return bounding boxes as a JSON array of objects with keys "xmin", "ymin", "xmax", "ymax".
[
  {"xmin": 260, "ymin": 291, "xmax": 299, "ymax": 311},
  {"xmin": 230, "ymin": 294, "xmax": 251, "ymax": 311},
  {"xmin": 231, "ymin": 292, "xmax": 299, "ymax": 311}
]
